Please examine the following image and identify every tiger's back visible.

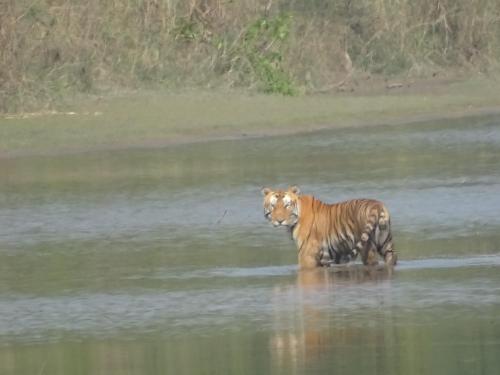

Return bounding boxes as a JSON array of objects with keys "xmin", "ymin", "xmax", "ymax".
[{"xmin": 295, "ymin": 197, "xmax": 394, "ymax": 266}]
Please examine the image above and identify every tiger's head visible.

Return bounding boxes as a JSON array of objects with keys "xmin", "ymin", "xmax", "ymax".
[{"xmin": 261, "ymin": 186, "xmax": 301, "ymax": 227}]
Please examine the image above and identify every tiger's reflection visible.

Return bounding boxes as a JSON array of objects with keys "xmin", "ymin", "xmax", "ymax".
[{"xmin": 269, "ymin": 265, "xmax": 394, "ymax": 370}]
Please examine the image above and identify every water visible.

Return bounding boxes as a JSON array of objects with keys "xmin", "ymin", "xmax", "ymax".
[{"xmin": 0, "ymin": 115, "xmax": 500, "ymax": 374}]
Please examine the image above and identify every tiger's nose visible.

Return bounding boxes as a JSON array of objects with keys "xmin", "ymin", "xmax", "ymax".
[{"xmin": 277, "ymin": 219, "xmax": 285, "ymax": 224}]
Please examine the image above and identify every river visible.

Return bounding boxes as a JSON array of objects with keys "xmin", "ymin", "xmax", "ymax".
[{"xmin": 1, "ymin": 114, "xmax": 499, "ymax": 374}]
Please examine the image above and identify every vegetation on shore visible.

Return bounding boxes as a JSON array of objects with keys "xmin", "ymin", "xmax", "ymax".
[
  {"xmin": 2, "ymin": 77, "xmax": 500, "ymax": 157},
  {"xmin": 2, "ymin": 0, "xmax": 500, "ymax": 112}
]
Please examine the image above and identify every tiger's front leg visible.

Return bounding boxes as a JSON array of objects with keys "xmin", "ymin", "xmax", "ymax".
[
  {"xmin": 299, "ymin": 253, "xmax": 322, "ymax": 269},
  {"xmin": 319, "ymin": 249, "xmax": 335, "ymax": 267},
  {"xmin": 298, "ymin": 240, "xmax": 323, "ymax": 269}
]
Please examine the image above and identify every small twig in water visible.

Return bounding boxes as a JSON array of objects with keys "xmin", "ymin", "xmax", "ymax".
[{"xmin": 215, "ymin": 209, "xmax": 228, "ymax": 225}]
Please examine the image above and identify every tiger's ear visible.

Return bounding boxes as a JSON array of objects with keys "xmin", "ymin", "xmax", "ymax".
[
  {"xmin": 288, "ymin": 186, "xmax": 301, "ymax": 196},
  {"xmin": 261, "ymin": 187, "xmax": 272, "ymax": 196}
]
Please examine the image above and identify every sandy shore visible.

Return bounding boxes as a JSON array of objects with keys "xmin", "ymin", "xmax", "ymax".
[{"xmin": 2, "ymin": 76, "xmax": 500, "ymax": 158}]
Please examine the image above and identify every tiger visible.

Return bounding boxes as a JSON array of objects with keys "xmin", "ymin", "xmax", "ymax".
[{"xmin": 261, "ymin": 186, "xmax": 397, "ymax": 269}]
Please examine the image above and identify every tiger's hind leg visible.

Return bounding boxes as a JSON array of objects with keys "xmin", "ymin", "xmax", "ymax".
[
  {"xmin": 355, "ymin": 236, "xmax": 379, "ymax": 266},
  {"xmin": 355, "ymin": 218, "xmax": 379, "ymax": 266},
  {"xmin": 380, "ymin": 237, "xmax": 397, "ymax": 266},
  {"xmin": 375, "ymin": 214, "xmax": 397, "ymax": 266},
  {"xmin": 359, "ymin": 242, "xmax": 379, "ymax": 266}
]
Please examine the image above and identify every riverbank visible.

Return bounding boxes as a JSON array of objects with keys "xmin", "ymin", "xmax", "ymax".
[{"xmin": 1, "ymin": 76, "xmax": 500, "ymax": 158}]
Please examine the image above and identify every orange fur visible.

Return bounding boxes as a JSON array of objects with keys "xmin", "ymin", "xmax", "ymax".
[{"xmin": 262, "ymin": 186, "xmax": 397, "ymax": 269}]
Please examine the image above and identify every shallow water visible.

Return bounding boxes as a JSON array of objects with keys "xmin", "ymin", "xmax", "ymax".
[{"xmin": 0, "ymin": 115, "xmax": 500, "ymax": 374}]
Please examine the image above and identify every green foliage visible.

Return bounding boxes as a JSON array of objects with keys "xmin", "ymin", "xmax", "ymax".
[
  {"xmin": 173, "ymin": 18, "xmax": 200, "ymax": 42},
  {"xmin": 240, "ymin": 14, "xmax": 296, "ymax": 95}
]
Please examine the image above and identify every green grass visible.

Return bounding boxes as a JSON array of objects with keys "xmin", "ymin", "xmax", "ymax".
[{"xmin": 2, "ymin": 77, "xmax": 500, "ymax": 157}]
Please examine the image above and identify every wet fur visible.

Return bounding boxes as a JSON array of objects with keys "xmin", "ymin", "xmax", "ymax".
[{"xmin": 262, "ymin": 187, "xmax": 397, "ymax": 269}]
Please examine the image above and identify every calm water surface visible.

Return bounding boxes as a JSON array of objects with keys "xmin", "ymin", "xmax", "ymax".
[{"xmin": 1, "ymin": 115, "xmax": 500, "ymax": 374}]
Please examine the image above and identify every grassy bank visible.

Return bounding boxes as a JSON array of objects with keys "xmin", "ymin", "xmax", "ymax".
[
  {"xmin": 2, "ymin": 77, "xmax": 500, "ymax": 157},
  {"xmin": 2, "ymin": 0, "xmax": 500, "ymax": 112}
]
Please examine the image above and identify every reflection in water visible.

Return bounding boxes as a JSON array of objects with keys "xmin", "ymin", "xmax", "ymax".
[
  {"xmin": 267, "ymin": 264, "xmax": 500, "ymax": 375},
  {"xmin": 0, "ymin": 263, "xmax": 499, "ymax": 374},
  {"xmin": 270, "ymin": 267, "xmax": 394, "ymax": 372}
]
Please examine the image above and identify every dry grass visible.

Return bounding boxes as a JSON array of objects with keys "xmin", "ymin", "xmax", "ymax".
[{"xmin": 1, "ymin": 0, "xmax": 500, "ymax": 112}]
